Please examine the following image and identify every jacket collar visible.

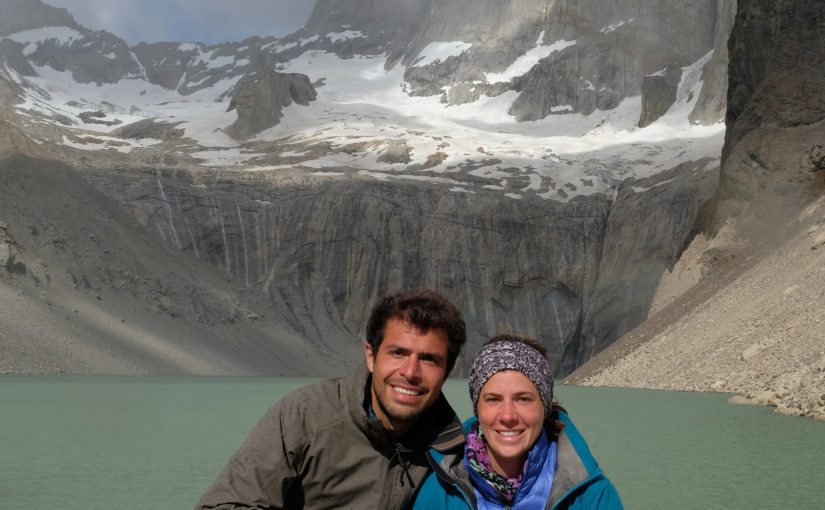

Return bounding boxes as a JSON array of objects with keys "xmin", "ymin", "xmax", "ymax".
[
  {"xmin": 546, "ymin": 427, "xmax": 589, "ymax": 506},
  {"xmin": 429, "ymin": 413, "xmax": 602, "ymax": 509},
  {"xmin": 546, "ymin": 412, "xmax": 599, "ymax": 508}
]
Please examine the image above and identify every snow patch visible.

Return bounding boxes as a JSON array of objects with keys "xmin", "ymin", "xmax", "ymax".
[
  {"xmin": 486, "ymin": 39, "xmax": 576, "ymax": 83},
  {"xmin": 600, "ymin": 19, "xmax": 635, "ymax": 33},
  {"xmin": 3, "ymin": 26, "xmax": 84, "ymax": 45},
  {"xmin": 413, "ymin": 41, "xmax": 472, "ymax": 67},
  {"xmin": 207, "ymin": 55, "xmax": 235, "ymax": 68},
  {"xmin": 12, "ymin": 41, "xmax": 725, "ymax": 203},
  {"xmin": 275, "ymin": 42, "xmax": 298, "ymax": 53},
  {"xmin": 326, "ymin": 30, "xmax": 366, "ymax": 43}
]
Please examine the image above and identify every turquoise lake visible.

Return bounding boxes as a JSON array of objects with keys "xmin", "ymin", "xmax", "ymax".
[{"xmin": 0, "ymin": 375, "xmax": 822, "ymax": 509}]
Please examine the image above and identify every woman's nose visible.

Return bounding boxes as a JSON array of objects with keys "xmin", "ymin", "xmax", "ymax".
[{"xmin": 499, "ymin": 400, "xmax": 518, "ymax": 424}]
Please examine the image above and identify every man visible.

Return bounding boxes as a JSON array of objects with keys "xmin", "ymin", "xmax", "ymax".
[{"xmin": 196, "ymin": 288, "xmax": 467, "ymax": 509}]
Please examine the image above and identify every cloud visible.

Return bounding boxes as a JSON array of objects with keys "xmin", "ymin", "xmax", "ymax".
[{"xmin": 42, "ymin": 0, "xmax": 315, "ymax": 45}]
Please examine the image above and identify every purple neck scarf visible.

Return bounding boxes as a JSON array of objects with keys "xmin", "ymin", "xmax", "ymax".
[{"xmin": 464, "ymin": 421, "xmax": 527, "ymax": 504}]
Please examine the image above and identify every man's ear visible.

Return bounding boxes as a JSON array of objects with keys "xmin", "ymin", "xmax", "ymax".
[{"xmin": 364, "ymin": 342, "xmax": 375, "ymax": 373}]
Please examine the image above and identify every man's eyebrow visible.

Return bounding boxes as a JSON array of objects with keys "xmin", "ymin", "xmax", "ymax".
[
  {"xmin": 383, "ymin": 343, "xmax": 410, "ymax": 352},
  {"xmin": 382, "ymin": 344, "xmax": 445, "ymax": 361}
]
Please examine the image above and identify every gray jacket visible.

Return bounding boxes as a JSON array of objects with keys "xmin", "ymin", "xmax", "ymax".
[{"xmin": 195, "ymin": 363, "xmax": 465, "ymax": 509}]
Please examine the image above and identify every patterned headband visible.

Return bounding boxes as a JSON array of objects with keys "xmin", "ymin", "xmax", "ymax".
[{"xmin": 469, "ymin": 340, "xmax": 554, "ymax": 417}]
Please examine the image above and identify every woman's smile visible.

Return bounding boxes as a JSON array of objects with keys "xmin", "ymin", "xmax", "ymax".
[{"xmin": 477, "ymin": 370, "xmax": 545, "ymax": 478}]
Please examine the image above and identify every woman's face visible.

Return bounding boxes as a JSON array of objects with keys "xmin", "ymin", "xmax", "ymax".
[{"xmin": 477, "ymin": 370, "xmax": 545, "ymax": 477}]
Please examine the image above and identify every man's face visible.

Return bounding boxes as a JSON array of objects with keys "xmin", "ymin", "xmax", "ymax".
[{"xmin": 365, "ymin": 318, "xmax": 450, "ymax": 438}]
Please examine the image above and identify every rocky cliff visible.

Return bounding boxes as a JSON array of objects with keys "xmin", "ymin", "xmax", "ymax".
[
  {"xmin": 712, "ymin": 0, "xmax": 825, "ymax": 232},
  {"xmin": 224, "ymin": 70, "xmax": 317, "ymax": 140},
  {"xmin": 0, "ymin": 0, "xmax": 728, "ymax": 122},
  {"xmin": 0, "ymin": 148, "xmax": 361, "ymax": 375},
  {"xmin": 75, "ymin": 151, "xmax": 717, "ymax": 376},
  {"xmin": 1, "ymin": 0, "xmax": 732, "ymax": 376},
  {"xmin": 689, "ymin": 0, "xmax": 737, "ymax": 125},
  {"xmin": 568, "ymin": 0, "xmax": 825, "ymax": 420},
  {"xmin": 302, "ymin": 0, "xmax": 721, "ymax": 121}
]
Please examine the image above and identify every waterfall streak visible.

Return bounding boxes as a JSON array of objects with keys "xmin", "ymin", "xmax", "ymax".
[
  {"xmin": 215, "ymin": 199, "xmax": 231, "ymax": 275},
  {"xmin": 156, "ymin": 171, "xmax": 182, "ymax": 249},
  {"xmin": 236, "ymin": 202, "xmax": 250, "ymax": 287}
]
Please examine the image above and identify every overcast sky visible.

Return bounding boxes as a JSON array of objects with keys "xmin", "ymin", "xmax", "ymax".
[{"xmin": 42, "ymin": 0, "xmax": 316, "ymax": 46}]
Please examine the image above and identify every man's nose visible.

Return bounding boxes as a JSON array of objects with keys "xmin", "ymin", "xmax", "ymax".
[{"xmin": 400, "ymin": 355, "xmax": 422, "ymax": 381}]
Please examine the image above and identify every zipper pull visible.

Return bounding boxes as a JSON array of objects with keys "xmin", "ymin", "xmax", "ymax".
[{"xmin": 393, "ymin": 443, "xmax": 414, "ymax": 488}]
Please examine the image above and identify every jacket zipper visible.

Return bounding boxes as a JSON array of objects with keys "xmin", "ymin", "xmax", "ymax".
[{"xmin": 393, "ymin": 443, "xmax": 414, "ymax": 487}]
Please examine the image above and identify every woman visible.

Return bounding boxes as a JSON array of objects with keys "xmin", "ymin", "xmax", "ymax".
[{"xmin": 414, "ymin": 334, "xmax": 623, "ymax": 509}]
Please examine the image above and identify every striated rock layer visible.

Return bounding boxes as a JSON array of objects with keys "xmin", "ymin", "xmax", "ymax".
[{"xmin": 81, "ymin": 158, "xmax": 716, "ymax": 376}]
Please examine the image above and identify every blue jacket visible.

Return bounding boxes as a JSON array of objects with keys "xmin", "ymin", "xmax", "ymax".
[{"xmin": 413, "ymin": 412, "xmax": 623, "ymax": 510}]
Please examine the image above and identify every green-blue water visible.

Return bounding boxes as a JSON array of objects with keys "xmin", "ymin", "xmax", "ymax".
[{"xmin": 0, "ymin": 376, "xmax": 822, "ymax": 509}]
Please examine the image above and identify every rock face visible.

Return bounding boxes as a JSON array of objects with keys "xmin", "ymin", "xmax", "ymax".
[
  {"xmin": 0, "ymin": 0, "xmax": 731, "ymax": 376},
  {"xmin": 301, "ymin": 0, "xmax": 721, "ymax": 119},
  {"xmin": 224, "ymin": 70, "xmax": 317, "ymax": 140},
  {"xmin": 26, "ymin": 30, "xmax": 138, "ymax": 84},
  {"xmin": 710, "ymin": 0, "xmax": 825, "ymax": 236},
  {"xmin": 0, "ymin": 0, "xmax": 80, "ymax": 36},
  {"xmin": 638, "ymin": 63, "xmax": 683, "ymax": 127},
  {"xmin": 0, "ymin": 119, "xmax": 51, "ymax": 160},
  {"xmin": 0, "ymin": 39, "xmax": 37, "ymax": 77},
  {"xmin": 0, "ymin": 40, "xmax": 38, "ymax": 106},
  {"xmin": 568, "ymin": 0, "xmax": 825, "ymax": 420},
  {"xmin": 0, "ymin": 152, "xmax": 360, "ymax": 375},
  {"xmin": 0, "ymin": 0, "xmax": 732, "ymax": 124},
  {"xmin": 575, "ymin": 160, "xmax": 718, "ymax": 372},
  {"xmin": 0, "ymin": 1, "xmax": 282, "ymax": 94},
  {"xmin": 84, "ymin": 158, "xmax": 716, "ymax": 376},
  {"xmin": 130, "ymin": 38, "xmax": 279, "ymax": 95},
  {"xmin": 507, "ymin": 0, "xmax": 718, "ymax": 120},
  {"xmin": 689, "ymin": 0, "xmax": 737, "ymax": 125}
]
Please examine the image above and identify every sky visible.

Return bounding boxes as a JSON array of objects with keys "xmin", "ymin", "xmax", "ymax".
[{"xmin": 42, "ymin": 0, "xmax": 316, "ymax": 46}]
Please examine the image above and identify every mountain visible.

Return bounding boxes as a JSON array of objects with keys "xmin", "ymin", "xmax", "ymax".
[
  {"xmin": 2, "ymin": 0, "xmax": 736, "ymax": 377},
  {"xmin": 568, "ymin": 0, "xmax": 825, "ymax": 420}
]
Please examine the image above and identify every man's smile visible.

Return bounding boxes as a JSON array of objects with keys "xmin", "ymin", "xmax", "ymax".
[{"xmin": 392, "ymin": 384, "xmax": 424, "ymax": 397}]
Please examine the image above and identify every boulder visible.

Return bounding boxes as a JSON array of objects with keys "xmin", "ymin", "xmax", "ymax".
[
  {"xmin": 638, "ymin": 63, "xmax": 683, "ymax": 127},
  {"xmin": 224, "ymin": 70, "xmax": 317, "ymax": 140},
  {"xmin": 377, "ymin": 141, "xmax": 412, "ymax": 164}
]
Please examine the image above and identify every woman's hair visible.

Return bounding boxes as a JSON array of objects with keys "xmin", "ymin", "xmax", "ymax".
[{"xmin": 484, "ymin": 334, "xmax": 567, "ymax": 440}]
